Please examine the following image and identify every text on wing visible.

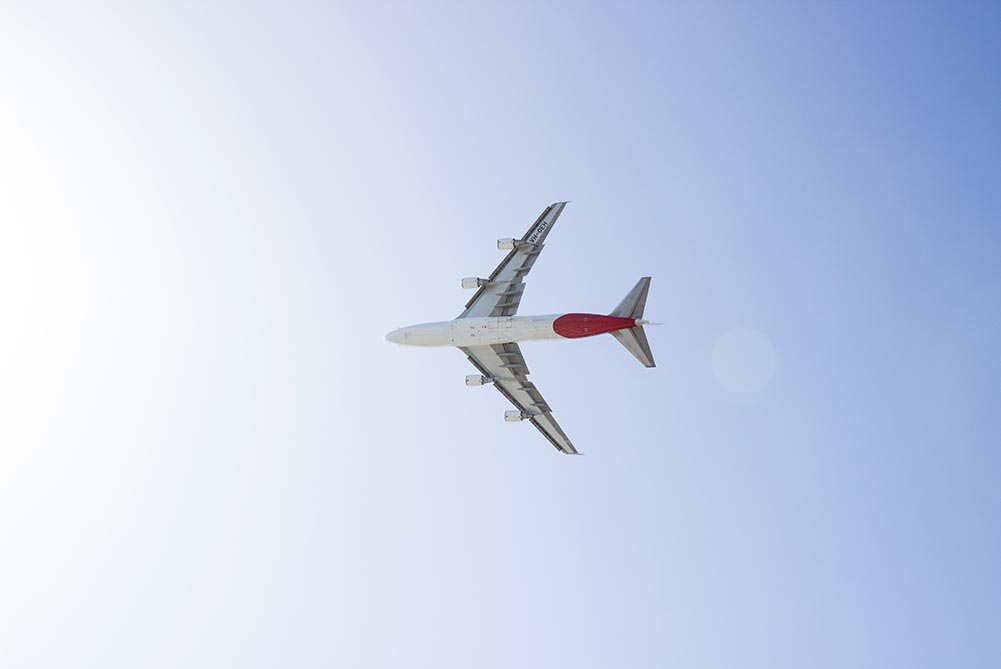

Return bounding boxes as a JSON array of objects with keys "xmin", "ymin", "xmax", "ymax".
[{"xmin": 526, "ymin": 217, "xmax": 551, "ymax": 244}]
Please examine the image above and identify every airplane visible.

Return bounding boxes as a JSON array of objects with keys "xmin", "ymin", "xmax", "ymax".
[{"xmin": 385, "ymin": 202, "xmax": 655, "ymax": 454}]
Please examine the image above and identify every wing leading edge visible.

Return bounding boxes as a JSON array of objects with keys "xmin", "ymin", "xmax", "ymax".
[{"xmin": 461, "ymin": 344, "xmax": 578, "ymax": 455}]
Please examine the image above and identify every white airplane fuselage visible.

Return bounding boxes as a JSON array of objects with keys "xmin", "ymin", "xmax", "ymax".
[{"xmin": 386, "ymin": 314, "xmax": 644, "ymax": 347}]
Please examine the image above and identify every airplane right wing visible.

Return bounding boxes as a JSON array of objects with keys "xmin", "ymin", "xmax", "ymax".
[
  {"xmin": 460, "ymin": 343, "xmax": 578, "ymax": 455},
  {"xmin": 457, "ymin": 202, "xmax": 569, "ymax": 319}
]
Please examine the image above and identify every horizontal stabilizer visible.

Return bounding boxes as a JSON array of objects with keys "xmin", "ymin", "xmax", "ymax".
[
  {"xmin": 611, "ymin": 277, "xmax": 650, "ymax": 319},
  {"xmin": 610, "ymin": 277, "xmax": 655, "ymax": 367},
  {"xmin": 611, "ymin": 326, "xmax": 656, "ymax": 368}
]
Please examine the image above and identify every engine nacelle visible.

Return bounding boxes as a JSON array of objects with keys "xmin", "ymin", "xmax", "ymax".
[
  {"xmin": 505, "ymin": 409, "xmax": 533, "ymax": 422},
  {"xmin": 466, "ymin": 374, "xmax": 492, "ymax": 386},
  {"xmin": 461, "ymin": 277, "xmax": 490, "ymax": 289},
  {"xmin": 497, "ymin": 238, "xmax": 520, "ymax": 251}
]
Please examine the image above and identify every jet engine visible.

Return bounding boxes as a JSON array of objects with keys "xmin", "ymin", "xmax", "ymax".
[
  {"xmin": 497, "ymin": 238, "xmax": 520, "ymax": 250},
  {"xmin": 465, "ymin": 374, "xmax": 493, "ymax": 386},
  {"xmin": 461, "ymin": 277, "xmax": 490, "ymax": 289},
  {"xmin": 505, "ymin": 410, "xmax": 533, "ymax": 422}
]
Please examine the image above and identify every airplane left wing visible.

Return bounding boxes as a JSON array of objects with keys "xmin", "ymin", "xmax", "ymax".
[
  {"xmin": 460, "ymin": 343, "xmax": 578, "ymax": 455},
  {"xmin": 458, "ymin": 202, "xmax": 569, "ymax": 319}
]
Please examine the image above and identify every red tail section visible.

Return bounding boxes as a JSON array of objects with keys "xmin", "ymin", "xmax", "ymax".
[{"xmin": 553, "ymin": 313, "xmax": 637, "ymax": 339}]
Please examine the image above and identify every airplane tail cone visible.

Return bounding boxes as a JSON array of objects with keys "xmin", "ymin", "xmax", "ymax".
[{"xmin": 609, "ymin": 277, "xmax": 656, "ymax": 368}]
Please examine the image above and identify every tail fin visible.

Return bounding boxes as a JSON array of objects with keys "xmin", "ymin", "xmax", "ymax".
[{"xmin": 610, "ymin": 277, "xmax": 656, "ymax": 368}]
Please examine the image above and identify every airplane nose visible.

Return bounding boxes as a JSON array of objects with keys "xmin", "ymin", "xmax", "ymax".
[{"xmin": 385, "ymin": 328, "xmax": 403, "ymax": 344}]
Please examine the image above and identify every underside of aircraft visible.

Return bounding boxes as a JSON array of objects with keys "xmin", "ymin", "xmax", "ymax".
[{"xmin": 386, "ymin": 202, "xmax": 655, "ymax": 454}]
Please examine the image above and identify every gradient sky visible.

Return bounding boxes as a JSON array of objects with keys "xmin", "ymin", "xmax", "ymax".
[{"xmin": 3, "ymin": 2, "xmax": 1000, "ymax": 667}]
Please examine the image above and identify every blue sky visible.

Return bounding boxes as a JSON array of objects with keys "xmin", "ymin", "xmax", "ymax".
[{"xmin": 2, "ymin": 2, "xmax": 1000, "ymax": 667}]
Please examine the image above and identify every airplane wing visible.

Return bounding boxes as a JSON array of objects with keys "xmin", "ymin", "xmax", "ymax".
[
  {"xmin": 460, "ymin": 343, "xmax": 578, "ymax": 455},
  {"xmin": 457, "ymin": 201, "xmax": 569, "ymax": 319}
]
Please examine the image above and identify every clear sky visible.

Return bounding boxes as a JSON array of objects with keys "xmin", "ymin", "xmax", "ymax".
[{"xmin": 2, "ymin": 2, "xmax": 1000, "ymax": 667}]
